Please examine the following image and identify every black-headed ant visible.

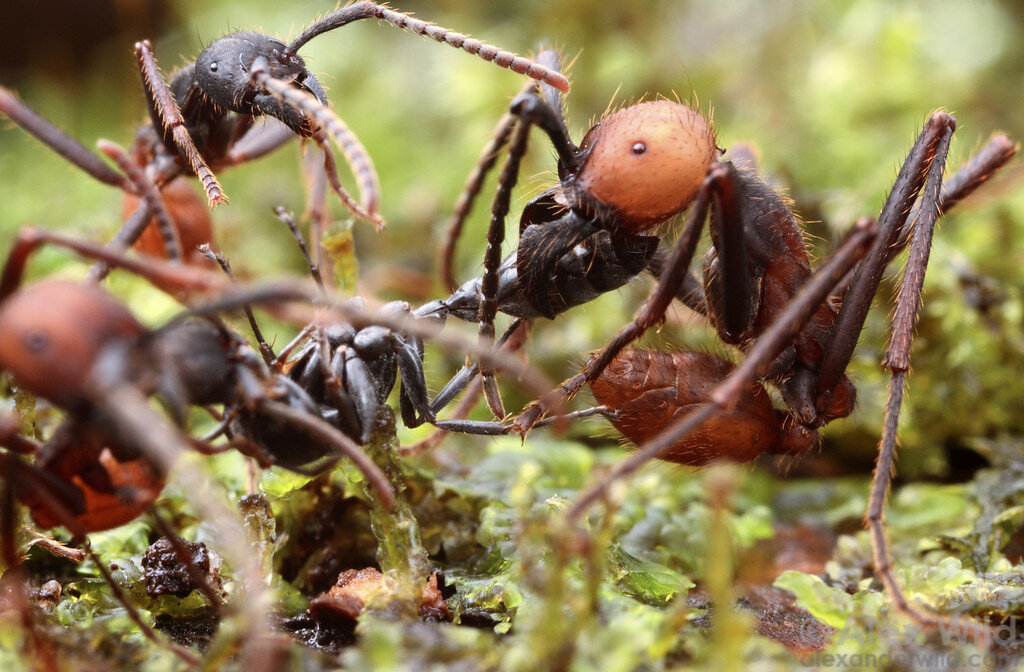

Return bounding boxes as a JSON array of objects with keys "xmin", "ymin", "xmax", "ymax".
[{"xmin": 0, "ymin": 2, "xmax": 571, "ymax": 265}]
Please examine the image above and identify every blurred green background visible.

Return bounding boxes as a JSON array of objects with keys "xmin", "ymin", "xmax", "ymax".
[{"xmin": 2, "ymin": 0, "xmax": 1023, "ymax": 476}]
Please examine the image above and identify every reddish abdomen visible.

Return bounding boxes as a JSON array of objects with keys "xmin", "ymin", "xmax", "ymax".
[{"xmin": 589, "ymin": 350, "xmax": 795, "ymax": 466}]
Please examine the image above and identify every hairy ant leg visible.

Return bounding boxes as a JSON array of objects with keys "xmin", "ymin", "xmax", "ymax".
[
  {"xmin": 477, "ymin": 115, "xmax": 533, "ymax": 418},
  {"xmin": 439, "ymin": 79, "xmax": 537, "ymax": 292},
  {"xmin": 815, "ymin": 113, "xmax": 956, "ymax": 411},
  {"xmin": 96, "ymin": 140, "xmax": 183, "ymax": 262},
  {"xmin": 0, "ymin": 227, "xmax": 225, "ymax": 303},
  {"xmin": 890, "ymin": 132, "xmax": 1017, "ymax": 266},
  {"xmin": 135, "ymin": 40, "xmax": 226, "ymax": 207},
  {"xmin": 865, "ymin": 125, "xmax": 977, "ymax": 635},
  {"xmin": 200, "ymin": 244, "xmax": 276, "ymax": 366}
]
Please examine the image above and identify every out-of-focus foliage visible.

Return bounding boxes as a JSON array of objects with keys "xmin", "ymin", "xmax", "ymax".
[{"xmin": 3, "ymin": 0, "xmax": 1024, "ymax": 670}]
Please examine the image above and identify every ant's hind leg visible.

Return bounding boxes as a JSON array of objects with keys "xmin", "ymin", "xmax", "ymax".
[
  {"xmin": 817, "ymin": 112, "xmax": 956, "ymax": 395},
  {"xmin": 864, "ymin": 127, "xmax": 990, "ymax": 641}
]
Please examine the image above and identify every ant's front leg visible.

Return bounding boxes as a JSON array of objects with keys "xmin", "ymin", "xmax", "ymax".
[
  {"xmin": 512, "ymin": 162, "xmax": 745, "ymax": 434},
  {"xmin": 135, "ymin": 41, "xmax": 226, "ymax": 207}
]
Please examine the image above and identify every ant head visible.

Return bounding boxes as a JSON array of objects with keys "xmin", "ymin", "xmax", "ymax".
[
  {"xmin": 575, "ymin": 100, "xmax": 716, "ymax": 233},
  {"xmin": 195, "ymin": 31, "xmax": 317, "ymax": 133},
  {"xmin": 0, "ymin": 281, "xmax": 145, "ymax": 409}
]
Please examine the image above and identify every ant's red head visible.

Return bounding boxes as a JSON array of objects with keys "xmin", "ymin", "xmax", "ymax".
[
  {"xmin": 0, "ymin": 281, "xmax": 145, "ymax": 408},
  {"xmin": 576, "ymin": 100, "xmax": 717, "ymax": 232}
]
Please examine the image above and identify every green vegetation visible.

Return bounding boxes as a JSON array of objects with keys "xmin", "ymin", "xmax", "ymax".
[{"xmin": 2, "ymin": 0, "xmax": 1024, "ymax": 669}]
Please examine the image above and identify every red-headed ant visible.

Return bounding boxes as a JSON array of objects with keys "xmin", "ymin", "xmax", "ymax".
[{"xmin": 430, "ymin": 49, "xmax": 1017, "ymax": 635}]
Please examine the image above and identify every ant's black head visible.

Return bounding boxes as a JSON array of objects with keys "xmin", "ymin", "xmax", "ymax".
[{"xmin": 194, "ymin": 31, "xmax": 324, "ymax": 136}]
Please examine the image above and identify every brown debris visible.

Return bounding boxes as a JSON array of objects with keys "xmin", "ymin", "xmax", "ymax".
[
  {"xmin": 740, "ymin": 586, "xmax": 835, "ymax": 653},
  {"xmin": 737, "ymin": 523, "xmax": 836, "ymax": 587},
  {"xmin": 307, "ymin": 568, "xmax": 450, "ymax": 623},
  {"xmin": 141, "ymin": 537, "xmax": 224, "ymax": 598}
]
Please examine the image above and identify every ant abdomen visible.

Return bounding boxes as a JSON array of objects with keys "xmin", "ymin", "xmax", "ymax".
[
  {"xmin": 576, "ymin": 100, "xmax": 717, "ymax": 232},
  {"xmin": 24, "ymin": 430, "xmax": 165, "ymax": 532},
  {"xmin": 589, "ymin": 349, "xmax": 817, "ymax": 466}
]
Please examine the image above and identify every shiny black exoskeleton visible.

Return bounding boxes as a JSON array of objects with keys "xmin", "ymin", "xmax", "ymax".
[{"xmin": 283, "ymin": 299, "xmax": 435, "ymax": 447}]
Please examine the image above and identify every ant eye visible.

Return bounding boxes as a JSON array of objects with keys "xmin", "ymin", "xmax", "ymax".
[
  {"xmin": 631, "ymin": 142, "xmax": 647, "ymax": 155},
  {"xmin": 209, "ymin": 62, "xmax": 218, "ymax": 72},
  {"xmin": 25, "ymin": 331, "xmax": 49, "ymax": 353}
]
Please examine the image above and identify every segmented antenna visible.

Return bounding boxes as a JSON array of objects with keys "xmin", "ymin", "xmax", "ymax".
[{"xmin": 287, "ymin": 2, "xmax": 570, "ymax": 93}]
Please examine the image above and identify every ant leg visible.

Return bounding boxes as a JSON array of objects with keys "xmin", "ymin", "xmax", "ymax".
[
  {"xmin": 438, "ymin": 50, "xmax": 567, "ymax": 291},
  {"xmin": 97, "ymin": 139, "xmax": 182, "ymax": 263},
  {"xmin": 86, "ymin": 200, "xmax": 152, "ymax": 284},
  {"xmin": 817, "ymin": 112, "xmax": 955, "ymax": 395},
  {"xmin": 892, "ymin": 132, "xmax": 1017, "ymax": 257},
  {"xmin": 645, "ymin": 248, "xmax": 708, "ymax": 315},
  {"xmin": 257, "ymin": 398, "xmax": 394, "ymax": 509},
  {"xmin": 829, "ymin": 132, "xmax": 1018, "ymax": 301},
  {"xmin": 0, "ymin": 415, "xmax": 40, "ymax": 455},
  {"xmin": 477, "ymin": 117, "xmax": 533, "ymax": 418},
  {"xmin": 200, "ymin": 245, "xmax": 276, "ymax": 365},
  {"xmin": 287, "ymin": 3, "xmax": 570, "ymax": 93},
  {"xmin": 511, "ymin": 165, "xmax": 728, "ymax": 434},
  {"xmin": 0, "ymin": 227, "xmax": 226, "ymax": 302},
  {"xmin": 85, "ymin": 381, "xmax": 276, "ymax": 653},
  {"xmin": 865, "ymin": 128, "xmax": 989, "ymax": 639},
  {"xmin": 396, "ymin": 342, "xmax": 435, "ymax": 428},
  {"xmin": 0, "ymin": 85, "xmax": 133, "ymax": 191},
  {"xmin": 135, "ymin": 41, "xmax": 226, "ymax": 207},
  {"xmin": 565, "ymin": 217, "xmax": 878, "ymax": 521},
  {"xmin": 301, "ymin": 149, "xmax": 336, "ymax": 289},
  {"xmin": 276, "ymin": 207, "xmax": 327, "ymax": 293},
  {"xmin": 248, "ymin": 59, "xmax": 382, "ymax": 228},
  {"xmin": 273, "ymin": 324, "xmax": 317, "ymax": 371},
  {"xmin": 439, "ymin": 82, "xmax": 534, "ymax": 292},
  {"xmin": 402, "ymin": 376, "xmax": 484, "ymax": 457},
  {"xmin": 431, "ymin": 318, "xmax": 528, "ymax": 412}
]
